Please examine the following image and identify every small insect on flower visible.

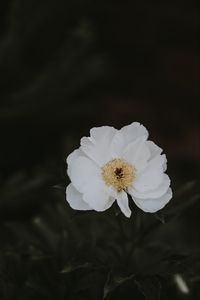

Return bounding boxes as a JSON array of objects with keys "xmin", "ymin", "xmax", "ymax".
[{"xmin": 66, "ymin": 122, "xmax": 172, "ymax": 217}]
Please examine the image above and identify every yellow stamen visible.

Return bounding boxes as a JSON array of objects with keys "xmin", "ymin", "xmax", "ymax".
[{"xmin": 101, "ymin": 159, "xmax": 136, "ymax": 192}]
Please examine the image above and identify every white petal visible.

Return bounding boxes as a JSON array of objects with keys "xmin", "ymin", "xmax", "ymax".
[
  {"xmin": 146, "ymin": 141, "xmax": 167, "ymax": 172},
  {"xmin": 146, "ymin": 141, "xmax": 163, "ymax": 158},
  {"xmin": 83, "ymin": 182, "xmax": 114, "ymax": 211},
  {"xmin": 110, "ymin": 131, "xmax": 125, "ymax": 158},
  {"xmin": 132, "ymin": 188, "xmax": 172, "ymax": 212},
  {"xmin": 129, "ymin": 174, "xmax": 170, "ymax": 199},
  {"xmin": 69, "ymin": 156, "xmax": 101, "ymax": 193},
  {"xmin": 81, "ymin": 126, "xmax": 117, "ymax": 166},
  {"xmin": 145, "ymin": 153, "xmax": 167, "ymax": 173},
  {"xmin": 67, "ymin": 148, "xmax": 83, "ymax": 166},
  {"xmin": 67, "ymin": 148, "xmax": 85, "ymax": 177},
  {"xmin": 134, "ymin": 154, "xmax": 167, "ymax": 193},
  {"xmin": 110, "ymin": 122, "xmax": 149, "ymax": 158},
  {"xmin": 90, "ymin": 126, "xmax": 116, "ymax": 142},
  {"xmin": 104, "ymin": 196, "xmax": 116, "ymax": 210},
  {"xmin": 116, "ymin": 191, "xmax": 131, "ymax": 218},
  {"xmin": 120, "ymin": 122, "xmax": 149, "ymax": 144},
  {"xmin": 66, "ymin": 184, "xmax": 92, "ymax": 210},
  {"xmin": 122, "ymin": 137, "xmax": 150, "ymax": 171}
]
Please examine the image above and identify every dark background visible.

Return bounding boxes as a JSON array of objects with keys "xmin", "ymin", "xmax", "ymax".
[{"xmin": 0, "ymin": 1, "xmax": 199, "ymax": 299}]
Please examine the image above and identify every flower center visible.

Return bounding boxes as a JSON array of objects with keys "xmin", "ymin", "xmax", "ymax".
[{"xmin": 101, "ymin": 159, "xmax": 136, "ymax": 192}]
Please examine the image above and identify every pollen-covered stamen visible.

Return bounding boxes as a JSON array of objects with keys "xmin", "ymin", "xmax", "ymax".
[
  {"xmin": 114, "ymin": 167, "xmax": 123, "ymax": 179},
  {"xmin": 101, "ymin": 159, "xmax": 136, "ymax": 192}
]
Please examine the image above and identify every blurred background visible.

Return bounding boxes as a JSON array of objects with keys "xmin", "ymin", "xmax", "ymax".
[{"xmin": 0, "ymin": 1, "xmax": 199, "ymax": 299}]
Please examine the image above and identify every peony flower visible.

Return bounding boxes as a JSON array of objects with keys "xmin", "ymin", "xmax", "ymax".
[{"xmin": 66, "ymin": 122, "xmax": 172, "ymax": 218}]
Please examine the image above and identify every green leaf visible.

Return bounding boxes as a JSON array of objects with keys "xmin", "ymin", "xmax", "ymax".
[
  {"xmin": 135, "ymin": 277, "xmax": 161, "ymax": 300},
  {"xmin": 60, "ymin": 262, "xmax": 91, "ymax": 274},
  {"xmin": 103, "ymin": 271, "xmax": 134, "ymax": 299}
]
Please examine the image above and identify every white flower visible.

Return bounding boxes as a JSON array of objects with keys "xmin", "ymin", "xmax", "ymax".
[{"xmin": 66, "ymin": 122, "xmax": 172, "ymax": 218}]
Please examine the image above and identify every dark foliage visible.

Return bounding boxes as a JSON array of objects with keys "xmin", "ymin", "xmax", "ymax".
[{"xmin": 0, "ymin": 0, "xmax": 199, "ymax": 299}]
